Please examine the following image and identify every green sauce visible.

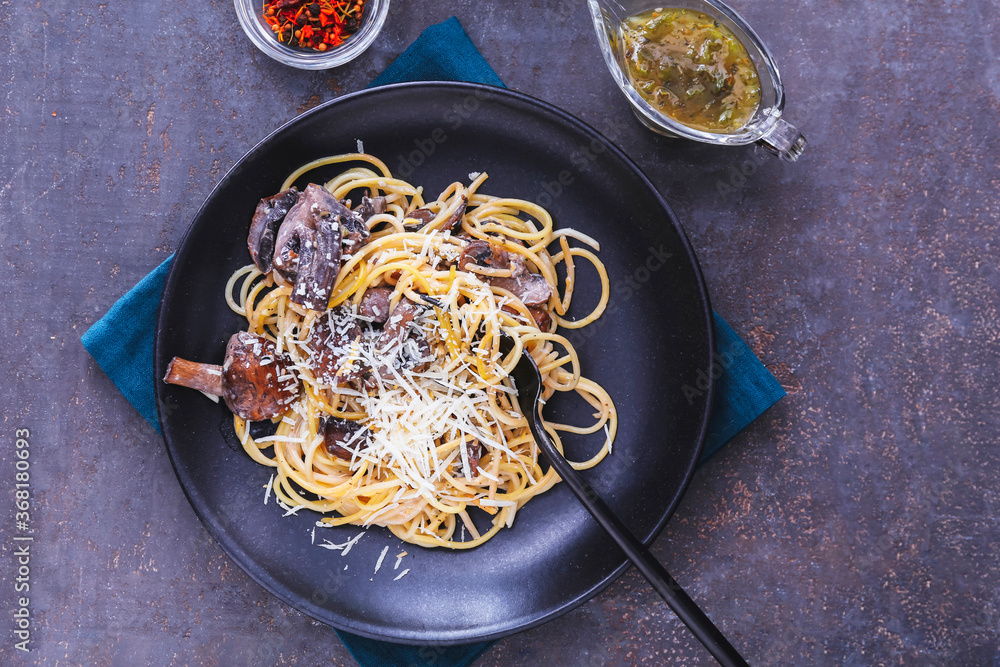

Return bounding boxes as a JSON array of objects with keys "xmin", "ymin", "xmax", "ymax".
[{"xmin": 621, "ymin": 8, "xmax": 761, "ymax": 134}]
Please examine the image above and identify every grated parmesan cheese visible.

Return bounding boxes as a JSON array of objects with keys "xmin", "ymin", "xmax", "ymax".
[
  {"xmin": 373, "ymin": 546, "xmax": 389, "ymax": 577},
  {"xmin": 318, "ymin": 531, "xmax": 366, "ymax": 555},
  {"xmin": 263, "ymin": 474, "xmax": 274, "ymax": 505}
]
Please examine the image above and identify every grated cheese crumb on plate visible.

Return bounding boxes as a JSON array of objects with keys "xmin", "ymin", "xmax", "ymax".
[
  {"xmin": 263, "ymin": 474, "xmax": 274, "ymax": 505},
  {"xmin": 317, "ymin": 531, "xmax": 365, "ymax": 555},
  {"xmin": 373, "ymin": 546, "xmax": 389, "ymax": 576}
]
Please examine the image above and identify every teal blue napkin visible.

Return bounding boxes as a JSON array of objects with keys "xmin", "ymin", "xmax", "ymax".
[{"xmin": 81, "ymin": 17, "xmax": 783, "ymax": 667}]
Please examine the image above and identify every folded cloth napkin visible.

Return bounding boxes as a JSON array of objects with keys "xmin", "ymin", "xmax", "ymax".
[{"xmin": 82, "ymin": 16, "xmax": 784, "ymax": 667}]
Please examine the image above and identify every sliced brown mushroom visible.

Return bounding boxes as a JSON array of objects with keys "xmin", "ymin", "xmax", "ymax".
[
  {"xmin": 247, "ymin": 188, "xmax": 299, "ymax": 273},
  {"xmin": 321, "ymin": 416, "xmax": 368, "ymax": 459},
  {"xmin": 451, "ymin": 439, "xmax": 484, "ymax": 479},
  {"xmin": 377, "ymin": 299, "xmax": 420, "ymax": 352},
  {"xmin": 466, "ymin": 439, "xmax": 483, "ymax": 476},
  {"xmin": 307, "ymin": 309, "xmax": 367, "ymax": 385},
  {"xmin": 272, "ymin": 184, "xmax": 358, "ymax": 311},
  {"xmin": 528, "ymin": 306, "xmax": 552, "ymax": 331},
  {"xmin": 502, "ymin": 303, "xmax": 553, "ymax": 331},
  {"xmin": 403, "ymin": 195, "xmax": 467, "ymax": 233},
  {"xmin": 442, "ymin": 195, "xmax": 469, "ymax": 232},
  {"xmin": 358, "ymin": 286, "xmax": 392, "ymax": 324},
  {"xmin": 163, "ymin": 332, "xmax": 300, "ymax": 421},
  {"xmin": 341, "ymin": 206, "xmax": 371, "ymax": 256},
  {"xmin": 459, "ymin": 239, "xmax": 509, "ymax": 272},
  {"xmin": 488, "ymin": 254, "xmax": 554, "ymax": 306},
  {"xmin": 402, "ymin": 207, "xmax": 436, "ymax": 232},
  {"xmin": 375, "ymin": 299, "xmax": 434, "ymax": 380},
  {"xmin": 353, "ymin": 195, "xmax": 387, "ymax": 223}
]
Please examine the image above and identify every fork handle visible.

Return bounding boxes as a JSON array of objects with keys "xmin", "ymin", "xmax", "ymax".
[{"xmin": 527, "ymin": 416, "xmax": 750, "ymax": 667}]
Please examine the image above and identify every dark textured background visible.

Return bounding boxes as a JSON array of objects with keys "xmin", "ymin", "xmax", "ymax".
[{"xmin": 2, "ymin": 0, "xmax": 998, "ymax": 665}]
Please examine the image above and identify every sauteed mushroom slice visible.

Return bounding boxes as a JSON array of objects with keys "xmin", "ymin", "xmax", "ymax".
[
  {"xmin": 248, "ymin": 188, "xmax": 299, "ymax": 273},
  {"xmin": 377, "ymin": 299, "xmax": 420, "ymax": 352},
  {"xmin": 488, "ymin": 255, "xmax": 554, "ymax": 306},
  {"xmin": 450, "ymin": 439, "xmax": 484, "ymax": 480},
  {"xmin": 402, "ymin": 207, "xmax": 436, "ymax": 232},
  {"xmin": 340, "ymin": 206, "xmax": 371, "ymax": 254},
  {"xmin": 465, "ymin": 439, "xmax": 483, "ymax": 477},
  {"xmin": 358, "ymin": 287, "xmax": 392, "ymax": 324},
  {"xmin": 291, "ymin": 222, "xmax": 340, "ymax": 311},
  {"xmin": 402, "ymin": 195, "xmax": 468, "ymax": 233},
  {"xmin": 528, "ymin": 306, "xmax": 552, "ymax": 331},
  {"xmin": 353, "ymin": 195, "xmax": 387, "ymax": 223},
  {"xmin": 440, "ymin": 195, "xmax": 468, "ymax": 232},
  {"xmin": 501, "ymin": 303, "xmax": 552, "ymax": 331},
  {"xmin": 321, "ymin": 416, "xmax": 368, "ymax": 459},
  {"xmin": 375, "ymin": 299, "xmax": 434, "ymax": 380},
  {"xmin": 307, "ymin": 308, "xmax": 367, "ymax": 385},
  {"xmin": 163, "ymin": 332, "xmax": 300, "ymax": 421},
  {"xmin": 459, "ymin": 239, "xmax": 509, "ymax": 272},
  {"xmin": 272, "ymin": 184, "xmax": 335, "ymax": 282},
  {"xmin": 272, "ymin": 184, "xmax": 364, "ymax": 311}
]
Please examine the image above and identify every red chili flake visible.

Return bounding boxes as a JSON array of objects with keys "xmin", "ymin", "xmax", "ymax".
[{"xmin": 262, "ymin": 0, "xmax": 365, "ymax": 51}]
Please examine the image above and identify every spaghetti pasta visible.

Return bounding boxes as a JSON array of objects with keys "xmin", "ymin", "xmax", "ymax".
[{"xmin": 224, "ymin": 153, "xmax": 617, "ymax": 549}]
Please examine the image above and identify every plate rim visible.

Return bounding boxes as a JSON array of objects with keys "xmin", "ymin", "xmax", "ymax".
[{"xmin": 153, "ymin": 80, "xmax": 716, "ymax": 645}]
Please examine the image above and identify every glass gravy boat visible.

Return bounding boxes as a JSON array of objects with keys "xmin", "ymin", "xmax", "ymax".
[{"xmin": 588, "ymin": 0, "xmax": 807, "ymax": 161}]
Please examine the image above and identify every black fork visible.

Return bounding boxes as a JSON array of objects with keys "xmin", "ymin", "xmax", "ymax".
[{"xmin": 500, "ymin": 334, "xmax": 750, "ymax": 667}]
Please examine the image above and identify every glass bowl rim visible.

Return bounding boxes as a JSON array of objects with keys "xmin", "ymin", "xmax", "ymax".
[{"xmin": 234, "ymin": 0, "xmax": 390, "ymax": 70}]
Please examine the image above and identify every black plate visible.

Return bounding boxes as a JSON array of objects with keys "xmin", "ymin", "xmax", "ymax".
[{"xmin": 154, "ymin": 82, "xmax": 714, "ymax": 645}]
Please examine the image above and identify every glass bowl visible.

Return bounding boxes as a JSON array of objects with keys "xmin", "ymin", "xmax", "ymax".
[
  {"xmin": 588, "ymin": 0, "xmax": 806, "ymax": 161},
  {"xmin": 235, "ymin": 0, "xmax": 390, "ymax": 70}
]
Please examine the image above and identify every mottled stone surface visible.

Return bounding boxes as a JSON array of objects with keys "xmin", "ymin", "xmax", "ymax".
[{"xmin": 2, "ymin": 0, "xmax": 999, "ymax": 665}]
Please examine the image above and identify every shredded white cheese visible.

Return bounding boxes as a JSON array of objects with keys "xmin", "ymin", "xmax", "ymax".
[
  {"xmin": 256, "ymin": 435, "xmax": 306, "ymax": 444},
  {"xmin": 373, "ymin": 546, "xmax": 389, "ymax": 577},
  {"xmin": 318, "ymin": 531, "xmax": 366, "ymax": 555},
  {"xmin": 263, "ymin": 474, "xmax": 274, "ymax": 505}
]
